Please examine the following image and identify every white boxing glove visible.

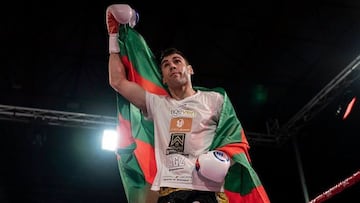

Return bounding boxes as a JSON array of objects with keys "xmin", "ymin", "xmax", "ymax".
[
  {"xmin": 195, "ymin": 150, "xmax": 231, "ymax": 183},
  {"xmin": 106, "ymin": 4, "xmax": 139, "ymax": 53}
]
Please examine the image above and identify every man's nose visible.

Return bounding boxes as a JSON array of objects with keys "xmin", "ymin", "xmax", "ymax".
[{"xmin": 170, "ymin": 64, "xmax": 176, "ymax": 70}]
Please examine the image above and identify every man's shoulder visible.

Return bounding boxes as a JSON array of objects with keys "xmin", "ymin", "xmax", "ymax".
[
  {"xmin": 194, "ymin": 86, "xmax": 226, "ymax": 95},
  {"xmin": 146, "ymin": 91, "xmax": 171, "ymax": 100}
]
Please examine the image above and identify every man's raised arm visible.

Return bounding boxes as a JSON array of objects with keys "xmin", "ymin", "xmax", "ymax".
[{"xmin": 106, "ymin": 4, "xmax": 146, "ymax": 112}]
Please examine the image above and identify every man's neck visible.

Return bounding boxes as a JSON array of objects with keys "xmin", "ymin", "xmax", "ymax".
[{"xmin": 169, "ymin": 86, "xmax": 196, "ymax": 100}]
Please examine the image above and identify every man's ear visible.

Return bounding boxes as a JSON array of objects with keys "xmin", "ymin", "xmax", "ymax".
[{"xmin": 187, "ymin": 65, "xmax": 194, "ymax": 74}]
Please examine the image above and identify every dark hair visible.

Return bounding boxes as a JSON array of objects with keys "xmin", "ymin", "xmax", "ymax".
[{"xmin": 159, "ymin": 47, "xmax": 189, "ymax": 65}]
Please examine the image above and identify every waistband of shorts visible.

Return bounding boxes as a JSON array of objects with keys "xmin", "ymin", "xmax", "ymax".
[{"xmin": 159, "ymin": 187, "xmax": 191, "ymax": 197}]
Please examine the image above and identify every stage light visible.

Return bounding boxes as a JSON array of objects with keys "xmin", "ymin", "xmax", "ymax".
[{"xmin": 101, "ymin": 129, "xmax": 118, "ymax": 151}]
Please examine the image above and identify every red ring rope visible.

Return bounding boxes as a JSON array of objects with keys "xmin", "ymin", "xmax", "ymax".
[{"xmin": 309, "ymin": 170, "xmax": 360, "ymax": 203}]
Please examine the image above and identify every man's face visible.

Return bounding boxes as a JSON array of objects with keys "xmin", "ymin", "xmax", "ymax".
[{"xmin": 160, "ymin": 53, "xmax": 193, "ymax": 87}]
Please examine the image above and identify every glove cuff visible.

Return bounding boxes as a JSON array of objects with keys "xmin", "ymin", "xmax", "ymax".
[
  {"xmin": 129, "ymin": 9, "xmax": 139, "ymax": 28},
  {"xmin": 109, "ymin": 34, "xmax": 120, "ymax": 54}
]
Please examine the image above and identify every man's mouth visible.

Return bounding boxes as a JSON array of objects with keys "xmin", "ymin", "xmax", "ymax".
[{"xmin": 170, "ymin": 72, "xmax": 180, "ymax": 77}]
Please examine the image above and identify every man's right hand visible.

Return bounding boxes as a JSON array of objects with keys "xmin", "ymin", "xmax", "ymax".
[{"xmin": 106, "ymin": 4, "xmax": 138, "ymax": 53}]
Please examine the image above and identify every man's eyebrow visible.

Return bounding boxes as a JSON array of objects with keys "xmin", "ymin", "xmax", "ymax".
[
  {"xmin": 161, "ymin": 55, "xmax": 183, "ymax": 66},
  {"xmin": 161, "ymin": 59, "xmax": 168, "ymax": 66}
]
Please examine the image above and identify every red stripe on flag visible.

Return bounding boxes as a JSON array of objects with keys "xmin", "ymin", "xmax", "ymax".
[
  {"xmin": 117, "ymin": 113, "xmax": 135, "ymax": 147},
  {"xmin": 121, "ymin": 55, "xmax": 168, "ymax": 95},
  {"xmin": 216, "ymin": 130, "xmax": 252, "ymax": 163},
  {"xmin": 134, "ymin": 139, "xmax": 157, "ymax": 184},
  {"xmin": 225, "ymin": 185, "xmax": 271, "ymax": 203}
]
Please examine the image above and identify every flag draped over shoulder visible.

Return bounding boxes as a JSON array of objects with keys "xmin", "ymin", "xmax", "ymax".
[{"xmin": 114, "ymin": 25, "xmax": 270, "ymax": 203}]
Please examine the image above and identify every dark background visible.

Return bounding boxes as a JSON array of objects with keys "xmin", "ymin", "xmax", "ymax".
[{"xmin": 1, "ymin": 0, "xmax": 360, "ymax": 202}]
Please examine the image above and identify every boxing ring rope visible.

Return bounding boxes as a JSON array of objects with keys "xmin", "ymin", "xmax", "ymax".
[{"xmin": 308, "ymin": 169, "xmax": 360, "ymax": 203}]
